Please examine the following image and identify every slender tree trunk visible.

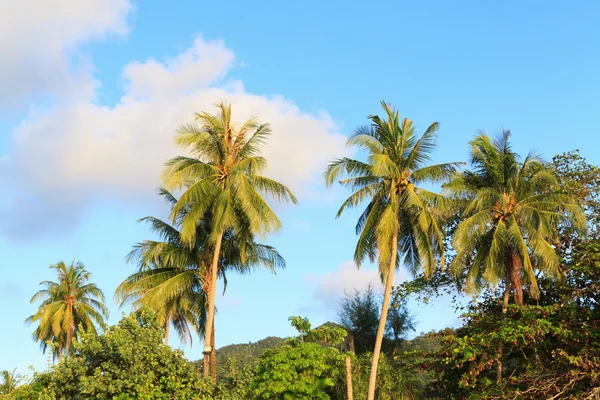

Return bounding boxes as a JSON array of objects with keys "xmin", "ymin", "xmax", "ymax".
[
  {"xmin": 210, "ymin": 321, "xmax": 217, "ymax": 384},
  {"xmin": 165, "ymin": 319, "xmax": 170, "ymax": 346},
  {"xmin": 345, "ymin": 334, "xmax": 355, "ymax": 400},
  {"xmin": 203, "ymin": 354, "xmax": 209, "ymax": 377},
  {"xmin": 367, "ymin": 230, "xmax": 398, "ymax": 400},
  {"xmin": 345, "ymin": 356, "xmax": 354, "ymax": 400},
  {"xmin": 65, "ymin": 301, "xmax": 74, "ymax": 359},
  {"xmin": 203, "ymin": 232, "xmax": 223, "ymax": 377}
]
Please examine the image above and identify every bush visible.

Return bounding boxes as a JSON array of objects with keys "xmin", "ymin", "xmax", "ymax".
[{"xmin": 26, "ymin": 310, "xmax": 212, "ymax": 399}]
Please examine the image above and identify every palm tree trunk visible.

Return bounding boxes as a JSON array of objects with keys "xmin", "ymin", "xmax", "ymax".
[
  {"xmin": 367, "ymin": 230, "xmax": 398, "ymax": 400},
  {"xmin": 203, "ymin": 231, "xmax": 223, "ymax": 377},
  {"xmin": 65, "ymin": 331, "xmax": 72, "ymax": 359},
  {"xmin": 345, "ymin": 355, "xmax": 354, "ymax": 400},
  {"xmin": 210, "ymin": 320, "xmax": 217, "ymax": 384},
  {"xmin": 510, "ymin": 252, "xmax": 524, "ymax": 306},
  {"xmin": 203, "ymin": 354, "xmax": 209, "ymax": 377},
  {"xmin": 497, "ymin": 277, "xmax": 510, "ymax": 383},
  {"xmin": 65, "ymin": 301, "xmax": 74, "ymax": 359},
  {"xmin": 165, "ymin": 319, "xmax": 170, "ymax": 346}
]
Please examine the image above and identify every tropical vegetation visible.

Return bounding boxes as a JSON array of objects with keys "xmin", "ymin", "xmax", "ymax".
[{"xmin": 5, "ymin": 103, "xmax": 599, "ymax": 400}]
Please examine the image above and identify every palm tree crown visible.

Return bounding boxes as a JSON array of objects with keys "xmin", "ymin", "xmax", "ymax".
[
  {"xmin": 325, "ymin": 101, "xmax": 461, "ymax": 400},
  {"xmin": 326, "ymin": 101, "xmax": 460, "ymax": 276},
  {"xmin": 27, "ymin": 261, "xmax": 108, "ymax": 361},
  {"xmin": 446, "ymin": 130, "xmax": 585, "ymax": 305},
  {"xmin": 115, "ymin": 189, "xmax": 286, "ymax": 346},
  {"xmin": 162, "ymin": 101, "xmax": 298, "ymax": 246}
]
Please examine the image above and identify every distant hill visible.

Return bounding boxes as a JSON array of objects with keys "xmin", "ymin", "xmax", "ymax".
[
  {"xmin": 192, "ymin": 325, "xmax": 444, "ymax": 382},
  {"xmin": 192, "ymin": 336, "xmax": 286, "ymax": 379}
]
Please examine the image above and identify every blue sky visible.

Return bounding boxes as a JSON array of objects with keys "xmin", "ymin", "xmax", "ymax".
[{"xmin": 1, "ymin": 0, "xmax": 600, "ymax": 373}]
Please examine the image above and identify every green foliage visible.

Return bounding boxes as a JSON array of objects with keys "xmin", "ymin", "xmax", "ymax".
[
  {"xmin": 288, "ymin": 316, "xmax": 348, "ymax": 346},
  {"xmin": 413, "ymin": 238, "xmax": 600, "ymax": 399},
  {"xmin": 191, "ymin": 336, "xmax": 286, "ymax": 380},
  {"xmin": 212, "ymin": 359, "xmax": 254, "ymax": 400},
  {"xmin": 552, "ymin": 149, "xmax": 600, "ymax": 234},
  {"xmin": 351, "ymin": 353, "xmax": 418, "ymax": 400},
  {"xmin": 28, "ymin": 310, "xmax": 212, "ymax": 399},
  {"xmin": 26, "ymin": 261, "xmax": 108, "ymax": 361},
  {"xmin": 249, "ymin": 342, "xmax": 346, "ymax": 400}
]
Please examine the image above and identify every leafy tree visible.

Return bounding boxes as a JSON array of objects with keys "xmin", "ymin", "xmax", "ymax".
[
  {"xmin": 445, "ymin": 131, "xmax": 585, "ymax": 309},
  {"xmin": 338, "ymin": 286, "xmax": 380, "ymax": 354},
  {"xmin": 213, "ymin": 359, "xmax": 255, "ymax": 400},
  {"xmin": 162, "ymin": 102, "xmax": 297, "ymax": 375},
  {"xmin": 116, "ymin": 188, "xmax": 285, "ymax": 380},
  {"xmin": 250, "ymin": 318, "xmax": 348, "ymax": 400},
  {"xmin": 338, "ymin": 285, "xmax": 414, "ymax": 356},
  {"xmin": 552, "ymin": 149, "xmax": 600, "ymax": 235},
  {"xmin": 29, "ymin": 310, "xmax": 212, "ymax": 399},
  {"xmin": 419, "ymin": 240, "xmax": 600, "ymax": 399},
  {"xmin": 386, "ymin": 301, "xmax": 415, "ymax": 358},
  {"xmin": 325, "ymin": 101, "xmax": 460, "ymax": 399},
  {"xmin": 26, "ymin": 261, "xmax": 108, "ymax": 362},
  {"xmin": 250, "ymin": 342, "xmax": 346, "ymax": 400}
]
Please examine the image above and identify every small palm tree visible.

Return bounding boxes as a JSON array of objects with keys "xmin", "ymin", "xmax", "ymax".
[
  {"xmin": 0, "ymin": 369, "xmax": 20, "ymax": 395},
  {"xmin": 325, "ymin": 101, "xmax": 461, "ymax": 400},
  {"xmin": 27, "ymin": 261, "xmax": 108, "ymax": 361},
  {"xmin": 116, "ymin": 188, "xmax": 286, "ymax": 381},
  {"xmin": 161, "ymin": 102, "xmax": 297, "ymax": 369},
  {"xmin": 446, "ymin": 131, "xmax": 585, "ymax": 308}
]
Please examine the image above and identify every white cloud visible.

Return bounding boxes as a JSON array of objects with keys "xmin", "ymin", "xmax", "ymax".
[
  {"xmin": 0, "ymin": 0, "xmax": 132, "ymax": 109},
  {"xmin": 1, "ymin": 36, "xmax": 348, "ymax": 239},
  {"xmin": 307, "ymin": 261, "xmax": 409, "ymax": 307}
]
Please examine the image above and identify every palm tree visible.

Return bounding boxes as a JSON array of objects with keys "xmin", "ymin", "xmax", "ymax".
[
  {"xmin": 446, "ymin": 131, "xmax": 585, "ymax": 309},
  {"xmin": 161, "ymin": 101, "xmax": 297, "ymax": 371},
  {"xmin": 325, "ymin": 101, "xmax": 461, "ymax": 400},
  {"xmin": 27, "ymin": 261, "xmax": 108, "ymax": 362},
  {"xmin": 116, "ymin": 188, "xmax": 286, "ymax": 381},
  {"xmin": 0, "ymin": 369, "xmax": 20, "ymax": 395}
]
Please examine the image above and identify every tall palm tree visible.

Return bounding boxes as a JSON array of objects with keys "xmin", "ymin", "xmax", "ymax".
[
  {"xmin": 161, "ymin": 101, "xmax": 297, "ymax": 369},
  {"xmin": 325, "ymin": 101, "xmax": 461, "ymax": 400},
  {"xmin": 27, "ymin": 261, "xmax": 108, "ymax": 362},
  {"xmin": 446, "ymin": 131, "xmax": 585, "ymax": 309},
  {"xmin": 116, "ymin": 188, "xmax": 286, "ymax": 381}
]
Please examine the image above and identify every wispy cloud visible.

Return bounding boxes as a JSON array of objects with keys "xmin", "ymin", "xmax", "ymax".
[
  {"xmin": 0, "ymin": 282, "xmax": 25, "ymax": 299},
  {"xmin": 306, "ymin": 261, "xmax": 409, "ymax": 311}
]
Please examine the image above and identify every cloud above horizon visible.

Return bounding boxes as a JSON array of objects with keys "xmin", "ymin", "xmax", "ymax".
[
  {"xmin": 307, "ymin": 261, "xmax": 409, "ymax": 310},
  {"xmin": 0, "ymin": 0, "xmax": 132, "ymax": 110},
  {"xmin": 0, "ymin": 6, "xmax": 348, "ymax": 240}
]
